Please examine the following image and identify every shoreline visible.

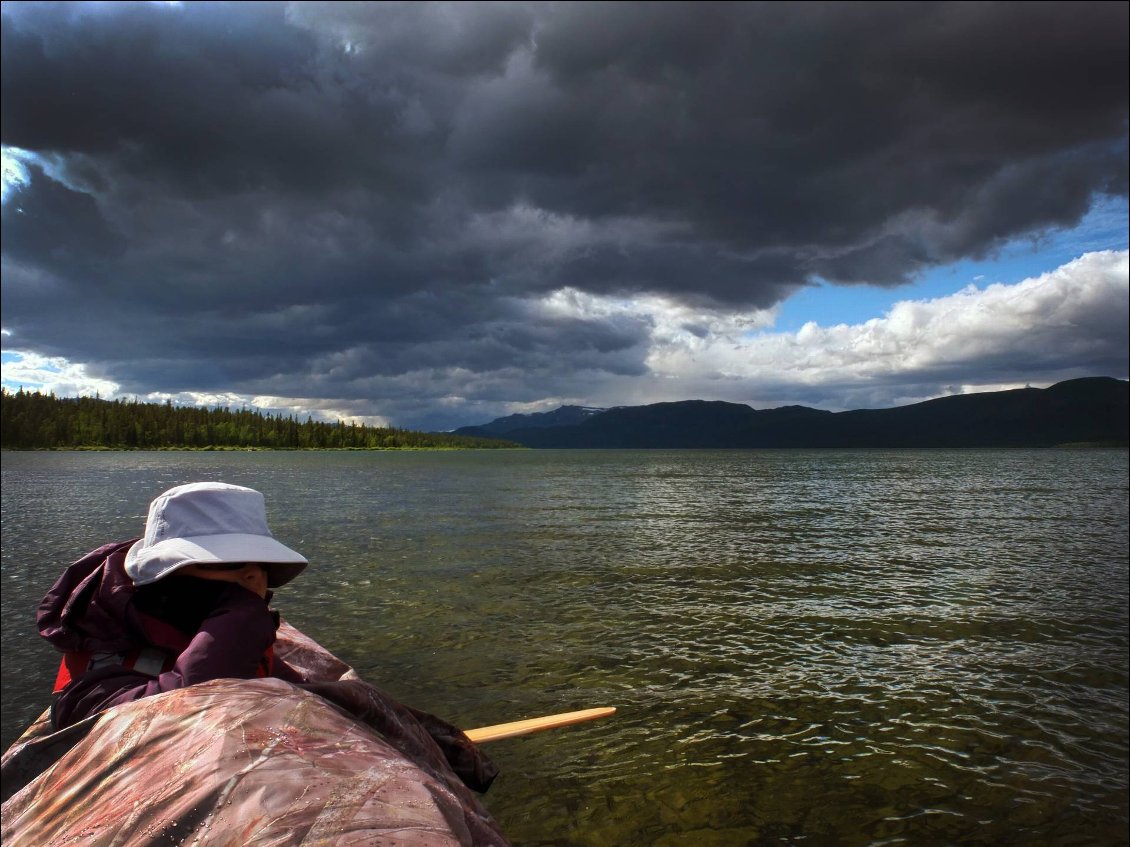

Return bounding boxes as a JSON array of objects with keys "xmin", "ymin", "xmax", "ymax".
[{"xmin": 0, "ymin": 445, "xmax": 528, "ymax": 452}]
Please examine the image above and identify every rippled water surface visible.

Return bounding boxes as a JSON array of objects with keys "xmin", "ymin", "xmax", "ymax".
[{"xmin": 2, "ymin": 450, "xmax": 1127, "ymax": 845}]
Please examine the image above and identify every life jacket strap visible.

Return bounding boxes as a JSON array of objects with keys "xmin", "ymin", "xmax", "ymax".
[
  {"xmin": 53, "ymin": 643, "xmax": 272, "ymax": 694},
  {"xmin": 88, "ymin": 651, "xmax": 128, "ymax": 671},
  {"xmin": 132, "ymin": 647, "xmax": 168, "ymax": 677},
  {"xmin": 52, "ymin": 647, "xmax": 173, "ymax": 694}
]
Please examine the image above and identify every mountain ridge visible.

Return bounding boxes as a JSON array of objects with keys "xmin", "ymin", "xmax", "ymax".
[
  {"xmin": 452, "ymin": 377, "xmax": 1128, "ymax": 448},
  {"xmin": 458, "ymin": 404, "xmax": 607, "ymax": 437}
]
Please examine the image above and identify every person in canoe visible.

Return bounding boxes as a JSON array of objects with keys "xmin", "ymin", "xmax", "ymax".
[
  {"xmin": 39, "ymin": 482, "xmax": 310, "ymax": 728},
  {"xmin": 35, "ymin": 481, "xmax": 499, "ymax": 794}
]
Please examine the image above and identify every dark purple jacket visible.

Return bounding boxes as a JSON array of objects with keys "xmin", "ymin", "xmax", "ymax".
[
  {"xmin": 36, "ymin": 540, "xmax": 499, "ymax": 794},
  {"xmin": 38, "ymin": 540, "xmax": 295, "ymax": 730}
]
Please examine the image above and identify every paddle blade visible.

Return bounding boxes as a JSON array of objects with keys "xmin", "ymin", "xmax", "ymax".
[{"xmin": 465, "ymin": 707, "xmax": 617, "ymax": 743}]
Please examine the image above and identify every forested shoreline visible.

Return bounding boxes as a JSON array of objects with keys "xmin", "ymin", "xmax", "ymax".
[{"xmin": 0, "ymin": 390, "xmax": 517, "ymax": 450}]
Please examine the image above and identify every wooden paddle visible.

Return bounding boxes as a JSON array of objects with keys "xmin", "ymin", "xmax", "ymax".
[{"xmin": 465, "ymin": 706, "xmax": 616, "ymax": 743}]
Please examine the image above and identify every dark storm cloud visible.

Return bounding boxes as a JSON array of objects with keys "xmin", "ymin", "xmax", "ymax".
[{"xmin": 1, "ymin": 1, "xmax": 1127, "ymax": 428}]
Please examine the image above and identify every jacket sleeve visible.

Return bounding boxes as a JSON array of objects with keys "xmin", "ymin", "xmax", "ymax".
[{"xmin": 52, "ymin": 584, "xmax": 278, "ymax": 729}]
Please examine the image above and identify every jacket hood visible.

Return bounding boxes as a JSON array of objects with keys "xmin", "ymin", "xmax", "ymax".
[{"xmin": 38, "ymin": 540, "xmax": 141, "ymax": 654}]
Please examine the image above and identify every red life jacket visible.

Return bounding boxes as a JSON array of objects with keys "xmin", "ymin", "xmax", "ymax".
[{"xmin": 52, "ymin": 611, "xmax": 274, "ymax": 694}]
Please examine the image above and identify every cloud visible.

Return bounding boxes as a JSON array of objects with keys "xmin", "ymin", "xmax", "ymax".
[
  {"xmin": 1, "ymin": 350, "xmax": 120, "ymax": 399},
  {"xmin": 1, "ymin": 1, "xmax": 1127, "ymax": 429},
  {"xmin": 638, "ymin": 250, "xmax": 1129, "ymax": 410},
  {"xmin": 7, "ymin": 251, "xmax": 1126, "ymax": 428}
]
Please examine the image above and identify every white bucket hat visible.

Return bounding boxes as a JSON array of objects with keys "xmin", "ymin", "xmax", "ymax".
[{"xmin": 124, "ymin": 482, "xmax": 308, "ymax": 588}]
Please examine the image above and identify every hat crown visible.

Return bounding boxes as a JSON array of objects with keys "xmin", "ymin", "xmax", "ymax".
[
  {"xmin": 147, "ymin": 483, "xmax": 271, "ymax": 545},
  {"xmin": 124, "ymin": 482, "xmax": 307, "ymax": 588}
]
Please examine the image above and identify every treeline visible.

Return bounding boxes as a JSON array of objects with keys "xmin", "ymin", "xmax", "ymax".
[{"xmin": 0, "ymin": 389, "xmax": 519, "ymax": 450}]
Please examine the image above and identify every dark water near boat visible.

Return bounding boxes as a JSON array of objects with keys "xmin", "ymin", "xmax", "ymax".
[{"xmin": 2, "ymin": 449, "xmax": 1127, "ymax": 846}]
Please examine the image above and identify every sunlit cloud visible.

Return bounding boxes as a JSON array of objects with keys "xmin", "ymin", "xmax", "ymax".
[
  {"xmin": 1, "ymin": 350, "xmax": 120, "ymax": 398},
  {"xmin": 1, "ymin": 352, "xmax": 390, "ymax": 426},
  {"xmin": 6, "ymin": 250, "xmax": 1122, "ymax": 425},
  {"xmin": 524, "ymin": 250, "xmax": 1129, "ymax": 412},
  {"xmin": 539, "ymin": 287, "xmax": 778, "ymax": 350},
  {"xmin": 1, "ymin": 147, "xmax": 34, "ymax": 204},
  {"xmin": 639, "ymin": 250, "xmax": 1128, "ymax": 408}
]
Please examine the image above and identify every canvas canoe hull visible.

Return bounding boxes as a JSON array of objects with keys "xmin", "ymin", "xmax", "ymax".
[{"xmin": 1, "ymin": 623, "xmax": 509, "ymax": 847}]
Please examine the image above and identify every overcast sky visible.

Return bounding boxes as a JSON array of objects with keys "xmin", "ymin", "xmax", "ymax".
[{"xmin": 2, "ymin": 1, "xmax": 1127, "ymax": 431}]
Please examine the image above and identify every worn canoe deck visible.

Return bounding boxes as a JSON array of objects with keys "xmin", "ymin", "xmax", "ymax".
[{"xmin": 1, "ymin": 622, "xmax": 510, "ymax": 846}]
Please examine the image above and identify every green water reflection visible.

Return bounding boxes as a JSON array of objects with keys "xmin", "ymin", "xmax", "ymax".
[{"xmin": 2, "ymin": 449, "xmax": 1127, "ymax": 845}]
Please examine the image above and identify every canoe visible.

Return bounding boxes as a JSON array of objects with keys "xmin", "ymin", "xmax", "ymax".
[{"xmin": 1, "ymin": 622, "xmax": 511, "ymax": 846}]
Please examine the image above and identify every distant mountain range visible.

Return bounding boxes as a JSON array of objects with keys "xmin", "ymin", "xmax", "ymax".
[
  {"xmin": 459, "ymin": 404, "xmax": 606, "ymax": 437},
  {"xmin": 453, "ymin": 377, "xmax": 1129, "ymax": 448}
]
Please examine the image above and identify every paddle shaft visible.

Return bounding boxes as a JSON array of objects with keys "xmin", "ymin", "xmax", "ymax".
[{"xmin": 465, "ymin": 707, "xmax": 616, "ymax": 743}]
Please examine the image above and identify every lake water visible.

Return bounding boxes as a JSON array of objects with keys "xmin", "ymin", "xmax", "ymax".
[{"xmin": 1, "ymin": 449, "xmax": 1127, "ymax": 846}]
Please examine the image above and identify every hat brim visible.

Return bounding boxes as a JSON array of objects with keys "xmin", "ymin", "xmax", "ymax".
[{"xmin": 125, "ymin": 533, "xmax": 308, "ymax": 588}]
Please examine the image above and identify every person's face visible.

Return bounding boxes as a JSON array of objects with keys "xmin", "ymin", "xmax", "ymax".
[{"xmin": 179, "ymin": 562, "xmax": 269, "ymax": 599}]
